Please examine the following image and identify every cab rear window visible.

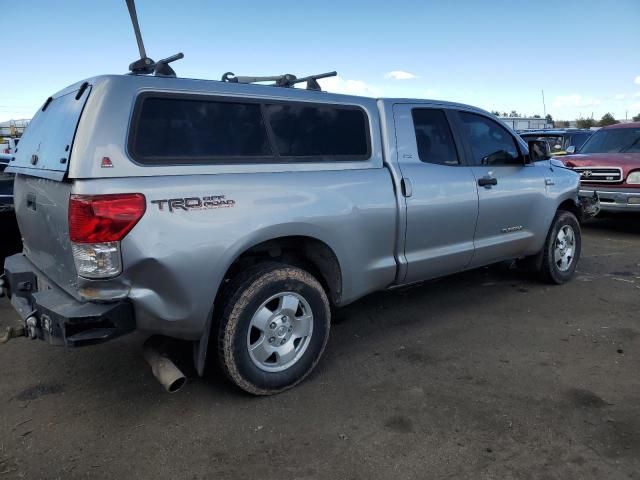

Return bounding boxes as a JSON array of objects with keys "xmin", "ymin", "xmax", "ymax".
[{"xmin": 129, "ymin": 94, "xmax": 371, "ymax": 164}]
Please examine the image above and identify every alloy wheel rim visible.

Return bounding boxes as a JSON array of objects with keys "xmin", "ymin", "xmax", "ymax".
[
  {"xmin": 554, "ymin": 225, "xmax": 576, "ymax": 272},
  {"xmin": 246, "ymin": 292, "xmax": 314, "ymax": 372}
]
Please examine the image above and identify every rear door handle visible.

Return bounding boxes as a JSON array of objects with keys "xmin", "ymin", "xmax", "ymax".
[
  {"xmin": 401, "ymin": 177, "xmax": 413, "ymax": 197},
  {"xmin": 478, "ymin": 177, "xmax": 498, "ymax": 187}
]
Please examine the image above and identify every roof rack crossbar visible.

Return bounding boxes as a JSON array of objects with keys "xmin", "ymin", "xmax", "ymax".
[{"xmin": 221, "ymin": 71, "xmax": 337, "ymax": 91}]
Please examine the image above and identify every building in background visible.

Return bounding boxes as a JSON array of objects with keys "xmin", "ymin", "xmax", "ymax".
[
  {"xmin": 499, "ymin": 116, "xmax": 551, "ymax": 131},
  {"xmin": 0, "ymin": 119, "xmax": 29, "ymax": 138},
  {"xmin": 0, "ymin": 120, "xmax": 29, "ymax": 154}
]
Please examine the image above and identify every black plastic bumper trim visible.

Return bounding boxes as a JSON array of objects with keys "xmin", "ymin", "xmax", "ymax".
[{"xmin": 3, "ymin": 253, "xmax": 135, "ymax": 347}]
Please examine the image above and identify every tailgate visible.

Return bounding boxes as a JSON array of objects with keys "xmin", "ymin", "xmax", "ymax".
[
  {"xmin": 6, "ymin": 82, "xmax": 91, "ymax": 181},
  {"xmin": 13, "ymin": 175, "xmax": 79, "ymax": 298}
]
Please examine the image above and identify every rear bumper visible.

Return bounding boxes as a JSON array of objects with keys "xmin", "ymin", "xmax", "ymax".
[
  {"xmin": 579, "ymin": 187, "xmax": 640, "ymax": 212},
  {"xmin": 1, "ymin": 253, "xmax": 135, "ymax": 347}
]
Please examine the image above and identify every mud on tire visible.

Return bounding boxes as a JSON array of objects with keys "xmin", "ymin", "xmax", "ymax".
[{"xmin": 217, "ymin": 262, "xmax": 331, "ymax": 395}]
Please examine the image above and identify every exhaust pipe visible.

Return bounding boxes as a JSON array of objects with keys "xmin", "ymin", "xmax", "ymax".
[{"xmin": 143, "ymin": 337, "xmax": 187, "ymax": 393}]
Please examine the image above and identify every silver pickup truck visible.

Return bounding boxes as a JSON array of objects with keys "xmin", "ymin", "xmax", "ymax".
[{"xmin": 2, "ymin": 73, "xmax": 592, "ymax": 395}]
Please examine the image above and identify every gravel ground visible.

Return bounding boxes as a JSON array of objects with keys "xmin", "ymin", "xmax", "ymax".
[{"xmin": 0, "ymin": 214, "xmax": 638, "ymax": 479}]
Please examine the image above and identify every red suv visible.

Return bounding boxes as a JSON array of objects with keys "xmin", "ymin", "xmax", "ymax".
[{"xmin": 562, "ymin": 122, "xmax": 640, "ymax": 212}]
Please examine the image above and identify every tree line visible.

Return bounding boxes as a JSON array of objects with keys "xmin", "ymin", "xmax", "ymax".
[{"xmin": 490, "ymin": 111, "xmax": 640, "ymax": 128}]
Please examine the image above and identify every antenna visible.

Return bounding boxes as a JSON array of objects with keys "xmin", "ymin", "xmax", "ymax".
[
  {"xmin": 126, "ymin": 0, "xmax": 154, "ymax": 74},
  {"xmin": 124, "ymin": 0, "xmax": 184, "ymax": 77}
]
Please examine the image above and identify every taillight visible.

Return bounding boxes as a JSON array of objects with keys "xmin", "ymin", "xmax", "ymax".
[
  {"xmin": 69, "ymin": 194, "xmax": 145, "ymax": 279},
  {"xmin": 69, "ymin": 194, "xmax": 146, "ymax": 243}
]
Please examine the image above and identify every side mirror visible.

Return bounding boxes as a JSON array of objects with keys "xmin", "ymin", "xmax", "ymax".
[
  {"xmin": 528, "ymin": 140, "xmax": 551, "ymax": 162},
  {"xmin": 566, "ymin": 146, "xmax": 576, "ymax": 155}
]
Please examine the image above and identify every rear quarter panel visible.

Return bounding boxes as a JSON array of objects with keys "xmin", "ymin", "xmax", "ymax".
[{"xmin": 72, "ymin": 170, "xmax": 398, "ymax": 339}]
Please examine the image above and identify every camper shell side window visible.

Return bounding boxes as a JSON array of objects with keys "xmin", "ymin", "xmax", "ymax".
[{"xmin": 128, "ymin": 93, "xmax": 372, "ymax": 165}]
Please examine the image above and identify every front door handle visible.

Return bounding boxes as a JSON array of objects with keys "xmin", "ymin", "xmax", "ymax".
[
  {"xmin": 401, "ymin": 177, "xmax": 413, "ymax": 197},
  {"xmin": 478, "ymin": 177, "xmax": 498, "ymax": 187}
]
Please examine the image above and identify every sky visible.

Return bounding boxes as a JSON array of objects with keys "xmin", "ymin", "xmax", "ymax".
[{"xmin": 1, "ymin": 0, "xmax": 639, "ymax": 122}]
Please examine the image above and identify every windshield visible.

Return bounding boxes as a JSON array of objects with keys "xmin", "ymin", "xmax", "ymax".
[
  {"xmin": 567, "ymin": 133, "xmax": 591, "ymax": 149},
  {"xmin": 580, "ymin": 128, "xmax": 640, "ymax": 154},
  {"xmin": 521, "ymin": 135, "xmax": 565, "ymax": 153}
]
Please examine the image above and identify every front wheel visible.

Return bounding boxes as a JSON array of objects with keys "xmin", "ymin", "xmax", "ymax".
[
  {"xmin": 538, "ymin": 210, "xmax": 582, "ymax": 284},
  {"xmin": 217, "ymin": 263, "xmax": 331, "ymax": 395}
]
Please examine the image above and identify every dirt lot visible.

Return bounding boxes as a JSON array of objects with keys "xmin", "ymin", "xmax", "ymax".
[{"xmin": 0, "ymin": 214, "xmax": 638, "ymax": 480}]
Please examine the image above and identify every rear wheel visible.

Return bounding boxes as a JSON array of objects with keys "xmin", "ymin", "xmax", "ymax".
[
  {"xmin": 538, "ymin": 210, "xmax": 581, "ymax": 284},
  {"xmin": 217, "ymin": 263, "xmax": 331, "ymax": 395}
]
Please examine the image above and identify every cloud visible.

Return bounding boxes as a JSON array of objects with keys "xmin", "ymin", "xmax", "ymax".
[
  {"xmin": 552, "ymin": 94, "xmax": 601, "ymax": 109},
  {"xmin": 634, "ymin": 91, "xmax": 640, "ymax": 98},
  {"xmin": 635, "ymin": 76, "xmax": 640, "ymax": 85},
  {"xmin": 312, "ymin": 76, "xmax": 381, "ymax": 97},
  {"xmin": 613, "ymin": 93, "xmax": 627, "ymax": 100},
  {"xmin": 384, "ymin": 70, "xmax": 419, "ymax": 80},
  {"xmin": 630, "ymin": 102, "xmax": 640, "ymax": 110}
]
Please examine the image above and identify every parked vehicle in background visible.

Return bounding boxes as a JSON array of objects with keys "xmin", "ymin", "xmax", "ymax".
[
  {"xmin": 0, "ymin": 154, "xmax": 21, "ymax": 264},
  {"xmin": 562, "ymin": 122, "xmax": 640, "ymax": 212},
  {"xmin": 520, "ymin": 129, "xmax": 593, "ymax": 156},
  {"xmin": 0, "ymin": 153, "xmax": 14, "ymax": 212},
  {"xmin": 0, "ymin": 137, "xmax": 20, "ymax": 154}
]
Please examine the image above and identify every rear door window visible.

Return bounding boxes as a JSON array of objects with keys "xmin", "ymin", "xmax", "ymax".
[
  {"xmin": 130, "ymin": 96, "xmax": 273, "ymax": 164},
  {"xmin": 411, "ymin": 108, "xmax": 459, "ymax": 165},
  {"xmin": 458, "ymin": 112, "xmax": 522, "ymax": 166},
  {"xmin": 265, "ymin": 103, "xmax": 369, "ymax": 158}
]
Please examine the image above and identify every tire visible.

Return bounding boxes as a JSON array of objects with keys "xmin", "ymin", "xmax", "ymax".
[
  {"xmin": 217, "ymin": 262, "xmax": 331, "ymax": 395},
  {"xmin": 538, "ymin": 210, "xmax": 581, "ymax": 284}
]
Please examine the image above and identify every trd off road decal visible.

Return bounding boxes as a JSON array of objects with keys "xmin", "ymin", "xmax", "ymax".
[{"xmin": 151, "ymin": 195, "xmax": 235, "ymax": 212}]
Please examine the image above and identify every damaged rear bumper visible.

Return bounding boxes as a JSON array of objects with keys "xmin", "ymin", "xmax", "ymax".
[{"xmin": 1, "ymin": 253, "xmax": 135, "ymax": 347}]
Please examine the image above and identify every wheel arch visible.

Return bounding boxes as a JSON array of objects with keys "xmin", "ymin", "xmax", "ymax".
[
  {"xmin": 194, "ymin": 232, "xmax": 343, "ymax": 377},
  {"xmin": 557, "ymin": 197, "xmax": 581, "ymax": 220},
  {"xmin": 217, "ymin": 234, "xmax": 343, "ymax": 307}
]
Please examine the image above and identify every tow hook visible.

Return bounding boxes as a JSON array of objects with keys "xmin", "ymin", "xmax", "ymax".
[
  {"xmin": 25, "ymin": 316, "xmax": 39, "ymax": 339},
  {"xmin": 0, "ymin": 325, "xmax": 26, "ymax": 344}
]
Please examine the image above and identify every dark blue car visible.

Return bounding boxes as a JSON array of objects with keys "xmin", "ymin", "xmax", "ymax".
[
  {"xmin": 519, "ymin": 129, "xmax": 593, "ymax": 156},
  {"xmin": 0, "ymin": 155, "xmax": 14, "ymax": 212}
]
